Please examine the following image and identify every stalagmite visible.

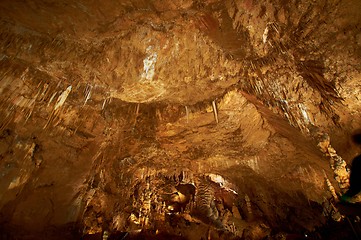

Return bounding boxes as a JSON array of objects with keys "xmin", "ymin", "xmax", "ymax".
[
  {"xmin": 324, "ymin": 173, "xmax": 339, "ymax": 201},
  {"xmin": 0, "ymin": 0, "xmax": 360, "ymax": 239},
  {"xmin": 245, "ymin": 194, "xmax": 253, "ymax": 218}
]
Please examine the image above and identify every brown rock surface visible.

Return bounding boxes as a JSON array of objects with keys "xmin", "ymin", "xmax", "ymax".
[{"xmin": 0, "ymin": 0, "xmax": 361, "ymax": 239}]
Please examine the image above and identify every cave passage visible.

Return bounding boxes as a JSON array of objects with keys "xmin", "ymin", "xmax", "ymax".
[{"xmin": 0, "ymin": 0, "xmax": 361, "ymax": 239}]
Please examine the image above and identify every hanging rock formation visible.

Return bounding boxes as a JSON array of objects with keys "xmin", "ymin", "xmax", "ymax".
[{"xmin": 0, "ymin": 0, "xmax": 361, "ymax": 239}]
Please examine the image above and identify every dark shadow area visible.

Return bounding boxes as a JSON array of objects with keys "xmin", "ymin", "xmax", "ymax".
[{"xmin": 343, "ymin": 133, "xmax": 361, "ymax": 199}]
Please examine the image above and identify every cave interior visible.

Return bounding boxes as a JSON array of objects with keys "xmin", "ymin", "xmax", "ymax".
[{"xmin": 1, "ymin": 0, "xmax": 361, "ymax": 239}]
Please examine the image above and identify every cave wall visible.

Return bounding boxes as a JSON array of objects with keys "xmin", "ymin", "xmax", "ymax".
[{"xmin": 0, "ymin": 0, "xmax": 361, "ymax": 239}]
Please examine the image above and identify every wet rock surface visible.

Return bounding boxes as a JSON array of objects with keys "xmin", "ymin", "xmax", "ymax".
[{"xmin": 0, "ymin": 0, "xmax": 361, "ymax": 239}]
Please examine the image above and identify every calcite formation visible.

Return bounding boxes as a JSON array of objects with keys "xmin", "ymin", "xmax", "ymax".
[{"xmin": 0, "ymin": 0, "xmax": 360, "ymax": 239}]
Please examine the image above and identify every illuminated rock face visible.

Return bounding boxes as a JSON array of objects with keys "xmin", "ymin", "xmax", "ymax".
[{"xmin": 0, "ymin": 0, "xmax": 361, "ymax": 239}]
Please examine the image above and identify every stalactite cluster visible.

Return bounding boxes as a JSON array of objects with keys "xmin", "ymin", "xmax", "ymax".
[{"xmin": 0, "ymin": 0, "xmax": 361, "ymax": 239}]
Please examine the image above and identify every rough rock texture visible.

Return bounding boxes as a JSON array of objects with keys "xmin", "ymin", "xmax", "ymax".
[{"xmin": 0, "ymin": 0, "xmax": 361, "ymax": 239}]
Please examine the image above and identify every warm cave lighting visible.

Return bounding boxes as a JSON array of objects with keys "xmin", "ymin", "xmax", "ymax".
[{"xmin": 0, "ymin": 0, "xmax": 360, "ymax": 239}]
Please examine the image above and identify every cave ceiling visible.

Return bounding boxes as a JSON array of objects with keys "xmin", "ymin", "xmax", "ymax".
[{"xmin": 0, "ymin": 0, "xmax": 361, "ymax": 239}]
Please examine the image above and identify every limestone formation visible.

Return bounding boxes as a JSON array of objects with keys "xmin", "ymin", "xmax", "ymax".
[{"xmin": 0, "ymin": 0, "xmax": 361, "ymax": 239}]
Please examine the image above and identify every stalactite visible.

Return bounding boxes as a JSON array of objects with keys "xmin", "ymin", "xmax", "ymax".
[
  {"xmin": 212, "ymin": 100, "xmax": 219, "ymax": 124},
  {"xmin": 44, "ymin": 85, "xmax": 72, "ymax": 128},
  {"xmin": 185, "ymin": 105, "xmax": 189, "ymax": 123},
  {"xmin": 83, "ymin": 84, "xmax": 92, "ymax": 106}
]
